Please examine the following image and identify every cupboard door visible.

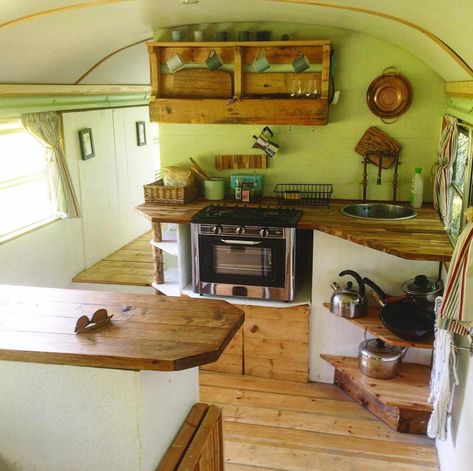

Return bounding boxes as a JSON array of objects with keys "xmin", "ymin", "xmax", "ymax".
[{"xmin": 242, "ymin": 304, "xmax": 309, "ymax": 383}]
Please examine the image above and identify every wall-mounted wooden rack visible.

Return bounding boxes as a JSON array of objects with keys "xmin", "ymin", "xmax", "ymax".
[{"xmin": 147, "ymin": 40, "xmax": 331, "ymax": 125}]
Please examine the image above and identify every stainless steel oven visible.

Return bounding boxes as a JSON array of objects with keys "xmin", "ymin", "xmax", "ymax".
[{"xmin": 191, "ymin": 205, "xmax": 302, "ymax": 301}]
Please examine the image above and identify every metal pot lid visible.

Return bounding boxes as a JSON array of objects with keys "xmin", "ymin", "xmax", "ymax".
[
  {"xmin": 360, "ymin": 339, "xmax": 403, "ymax": 360},
  {"xmin": 401, "ymin": 274, "xmax": 443, "ymax": 295}
]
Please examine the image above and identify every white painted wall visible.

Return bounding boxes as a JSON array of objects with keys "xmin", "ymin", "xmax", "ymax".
[
  {"xmin": 0, "ymin": 106, "xmax": 154, "ymax": 288},
  {"xmin": 310, "ymin": 230, "xmax": 439, "ymax": 383},
  {"xmin": 0, "ymin": 361, "xmax": 199, "ymax": 471}
]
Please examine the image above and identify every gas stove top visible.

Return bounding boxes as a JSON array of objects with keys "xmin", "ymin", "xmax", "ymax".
[{"xmin": 191, "ymin": 204, "xmax": 303, "ymax": 228}]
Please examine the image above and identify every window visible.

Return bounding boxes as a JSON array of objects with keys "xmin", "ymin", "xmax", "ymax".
[
  {"xmin": 448, "ymin": 123, "xmax": 473, "ymax": 244},
  {"xmin": 0, "ymin": 120, "xmax": 56, "ymax": 241}
]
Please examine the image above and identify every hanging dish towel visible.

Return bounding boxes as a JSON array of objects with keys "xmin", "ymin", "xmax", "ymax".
[{"xmin": 428, "ymin": 208, "xmax": 473, "ymax": 439}]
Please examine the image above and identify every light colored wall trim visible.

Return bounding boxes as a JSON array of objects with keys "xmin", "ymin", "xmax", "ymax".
[
  {"xmin": 0, "ymin": 84, "xmax": 150, "ymax": 97},
  {"xmin": 446, "ymin": 81, "xmax": 473, "ymax": 98}
]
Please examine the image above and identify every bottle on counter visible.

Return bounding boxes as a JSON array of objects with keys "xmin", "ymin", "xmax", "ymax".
[
  {"xmin": 410, "ymin": 167, "xmax": 424, "ymax": 209},
  {"xmin": 234, "ymin": 178, "xmax": 242, "ymax": 201}
]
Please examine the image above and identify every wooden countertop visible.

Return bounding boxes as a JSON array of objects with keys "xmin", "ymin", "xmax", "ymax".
[
  {"xmin": 136, "ymin": 199, "xmax": 453, "ymax": 262},
  {"xmin": 0, "ymin": 285, "xmax": 244, "ymax": 372}
]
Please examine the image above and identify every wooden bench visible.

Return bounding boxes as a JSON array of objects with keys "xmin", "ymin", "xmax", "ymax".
[{"xmin": 156, "ymin": 403, "xmax": 224, "ymax": 471}]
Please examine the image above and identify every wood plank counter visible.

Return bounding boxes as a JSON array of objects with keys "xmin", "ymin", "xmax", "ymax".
[
  {"xmin": 136, "ymin": 199, "xmax": 453, "ymax": 262},
  {"xmin": 0, "ymin": 285, "xmax": 244, "ymax": 371}
]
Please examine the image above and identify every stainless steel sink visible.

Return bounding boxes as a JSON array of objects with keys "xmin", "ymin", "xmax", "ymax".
[{"xmin": 341, "ymin": 203, "xmax": 417, "ymax": 220}]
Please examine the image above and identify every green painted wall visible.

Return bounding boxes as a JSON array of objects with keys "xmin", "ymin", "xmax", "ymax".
[{"xmin": 158, "ymin": 23, "xmax": 447, "ymax": 202}]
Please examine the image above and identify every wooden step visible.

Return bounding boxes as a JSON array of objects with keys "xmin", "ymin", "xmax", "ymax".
[{"xmin": 321, "ymin": 355, "xmax": 432, "ymax": 434}]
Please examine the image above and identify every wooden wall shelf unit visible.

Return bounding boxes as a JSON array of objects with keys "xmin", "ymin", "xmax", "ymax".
[
  {"xmin": 147, "ymin": 40, "xmax": 331, "ymax": 125},
  {"xmin": 322, "ymin": 303, "xmax": 434, "ymax": 349}
]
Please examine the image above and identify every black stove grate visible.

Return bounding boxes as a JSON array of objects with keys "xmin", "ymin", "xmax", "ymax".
[{"xmin": 191, "ymin": 205, "xmax": 303, "ymax": 227}]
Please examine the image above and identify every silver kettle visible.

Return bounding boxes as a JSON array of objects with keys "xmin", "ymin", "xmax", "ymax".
[{"xmin": 330, "ymin": 270, "xmax": 368, "ymax": 319}]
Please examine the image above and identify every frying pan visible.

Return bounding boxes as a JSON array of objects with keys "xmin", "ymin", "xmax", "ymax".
[{"xmin": 363, "ymin": 277, "xmax": 435, "ymax": 340}]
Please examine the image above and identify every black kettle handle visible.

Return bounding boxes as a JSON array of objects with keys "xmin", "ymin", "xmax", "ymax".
[
  {"xmin": 362, "ymin": 277, "xmax": 388, "ymax": 304},
  {"xmin": 339, "ymin": 270, "xmax": 365, "ymax": 297}
]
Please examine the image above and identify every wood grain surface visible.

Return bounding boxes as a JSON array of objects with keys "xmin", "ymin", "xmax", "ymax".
[
  {"xmin": 0, "ymin": 285, "xmax": 244, "ymax": 372},
  {"xmin": 136, "ymin": 199, "xmax": 453, "ymax": 262},
  {"xmin": 321, "ymin": 355, "xmax": 433, "ymax": 434},
  {"xmin": 322, "ymin": 303, "xmax": 434, "ymax": 349},
  {"xmin": 201, "ymin": 371, "xmax": 437, "ymax": 469}
]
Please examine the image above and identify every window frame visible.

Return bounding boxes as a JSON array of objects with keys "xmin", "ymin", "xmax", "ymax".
[
  {"xmin": 0, "ymin": 120, "xmax": 58, "ymax": 244},
  {"xmin": 448, "ymin": 122, "xmax": 473, "ymax": 245}
]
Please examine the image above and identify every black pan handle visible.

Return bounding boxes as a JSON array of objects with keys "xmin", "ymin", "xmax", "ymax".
[
  {"xmin": 363, "ymin": 277, "xmax": 388, "ymax": 304},
  {"xmin": 339, "ymin": 270, "xmax": 365, "ymax": 297}
]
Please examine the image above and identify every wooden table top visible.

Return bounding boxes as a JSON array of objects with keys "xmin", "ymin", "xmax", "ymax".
[
  {"xmin": 0, "ymin": 285, "xmax": 244, "ymax": 372},
  {"xmin": 136, "ymin": 199, "xmax": 453, "ymax": 262}
]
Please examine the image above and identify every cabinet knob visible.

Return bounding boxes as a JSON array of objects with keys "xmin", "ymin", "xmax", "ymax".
[{"xmin": 250, "ymin": 325, "xmax": 258, "ymax": 333}]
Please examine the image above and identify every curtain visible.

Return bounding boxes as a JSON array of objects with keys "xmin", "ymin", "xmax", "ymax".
[
  {"xmin": 428, "ymin": 207, "xmax": 473, "ymax": 439},
  {"xmin": 433, "ymin": 115, "xmax": 458, "ymax": 227},
  {"xmin": 21, "ymin": 112, "xmax": 80, "ymax": 218}
]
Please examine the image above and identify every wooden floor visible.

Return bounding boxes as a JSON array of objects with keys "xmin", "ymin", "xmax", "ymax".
[
  {"xmin": 73, "ymin": 232, "xmax": 154, "ymax": 286},
  {"xmin": 200, "ymin": 371, "xmax": 438, "ymax": 471}
]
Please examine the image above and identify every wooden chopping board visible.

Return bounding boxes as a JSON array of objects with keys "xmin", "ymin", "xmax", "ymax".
[
  {"xmin": 355, "ymin": 126, "xmax": 401, "ymax": 169},
  {"xmin": 167, "ymin": 69, "xmax": 233, "ymax": 98}
]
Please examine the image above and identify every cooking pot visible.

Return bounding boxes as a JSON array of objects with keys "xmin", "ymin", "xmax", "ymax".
[
  {"xmin": 359, "ymin": 338, "xmax": 407, "ymax": 379},
  {"xmin": 401, "ymin": 274, "xmax": 443, "ymax": 311},
  {"xmin": 330, "ymin": 270, "xmax": 367, "ymax": 319}
]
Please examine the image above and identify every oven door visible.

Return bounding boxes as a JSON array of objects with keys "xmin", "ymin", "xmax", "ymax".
[{"xmin": 198, "ymin": 235, "xmax": 286, "ymax": 288}]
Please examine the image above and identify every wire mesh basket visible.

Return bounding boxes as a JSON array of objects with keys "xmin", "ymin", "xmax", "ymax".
[{"xmin": 274, "ymin": 183, "xmax": 333, "ymax": 206}]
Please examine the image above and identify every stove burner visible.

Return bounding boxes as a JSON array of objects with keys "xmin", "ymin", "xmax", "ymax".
[{"xmin": 191, "ymin": 204, "xmax": 303, "ymax": 227}]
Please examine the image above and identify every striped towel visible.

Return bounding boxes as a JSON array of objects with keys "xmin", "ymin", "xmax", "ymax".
[{"xmin": 428, "ymin": 209, "xmax": 473, "ymax": 439}]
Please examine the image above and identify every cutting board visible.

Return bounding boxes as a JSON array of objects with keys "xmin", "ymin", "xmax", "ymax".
[
  {"xmin": 168, "ymin": 69, "xmax": 233, "ymax": 98},
  {"xmin": 215, "ymin": 154, "xmax": 268, "ymax": 170},
  {"xmin": 355, "ymin": 126, "xmax": 401, "ymax": 168}
]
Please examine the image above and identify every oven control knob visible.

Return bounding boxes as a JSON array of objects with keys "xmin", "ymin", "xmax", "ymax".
[
  {"xmin": 212, "ymin": 225, "xmax": 223, "ymax": 235},
  {"xmin": 259, "ymin": 228, "xmax": 270, "ymax": 237},
  {"xmin": 235, "ymin": 226, "xmax": 246, "ymax": 236}
]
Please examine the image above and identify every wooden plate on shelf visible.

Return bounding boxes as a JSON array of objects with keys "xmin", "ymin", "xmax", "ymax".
[
  {"xmin": 166, "ymin": 69, "xmax": 233, "ymax": 98},
  {"xmin": 367, "ymin": 69, "xmax": 412, "ymax": 122}
]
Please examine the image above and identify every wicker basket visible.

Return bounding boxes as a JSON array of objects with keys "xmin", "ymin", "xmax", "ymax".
[{"xmin": 143, "ymin": 179, "xmax": 201, "ymax": 204}]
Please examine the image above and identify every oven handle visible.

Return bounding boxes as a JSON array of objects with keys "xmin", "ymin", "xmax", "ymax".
[{"xmin": 220, "ymin": 239, "xmax": 262, "ymax": 246}]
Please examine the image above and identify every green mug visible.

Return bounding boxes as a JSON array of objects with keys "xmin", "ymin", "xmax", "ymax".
[
  {"xmin": 204, "ymin": 178, "xmax": 225, "ymax": 200},
  {"xmin": 206, "ymin": 49, "xmax": 224, "ymax": 70}
]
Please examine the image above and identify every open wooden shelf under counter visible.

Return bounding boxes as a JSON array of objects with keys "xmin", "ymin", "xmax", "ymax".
[
  {"xmin": 321, "ymin": 355, "xmax": 432, "ymax": 434},
  {"xmin": 322, "ymin": 303, "xmax": 434, "ymax": 349}
]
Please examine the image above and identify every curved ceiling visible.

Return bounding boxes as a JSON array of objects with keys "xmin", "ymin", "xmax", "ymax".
[{"xmin": 0, "ymin": 0, "xmax": 471, "ymax": 85}]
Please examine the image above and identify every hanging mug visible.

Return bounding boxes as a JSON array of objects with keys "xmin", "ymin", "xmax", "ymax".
[
  {"xmin": 206, "ymin": 49, "xmax": 224, "ymax": 70},
  {"xmin": 166, "ymin": 50, "xmax": 184, "ymax": 72},
  {"xmin": 252, "ymin": 49, "xmax": 270, "ymax": 73},
  {"xmin": 292, "ymin": 49, "xmax": 310, "ymax": 73}
]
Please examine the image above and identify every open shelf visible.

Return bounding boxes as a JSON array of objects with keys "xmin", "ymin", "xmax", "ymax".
[
  {"xmin": 321, "ymin": 354, "xmax": 432, "ymax": 434},
  {"xmin": 150, "ymin": 239, "xmax": 178, "ymax": 256},
  {"xmin": 152, "ymin": 267, "xmax": 180, "ymax": 297},
  {"xmin": 322, "ymin": 303, "xmax": 434, "ymax": 349}
]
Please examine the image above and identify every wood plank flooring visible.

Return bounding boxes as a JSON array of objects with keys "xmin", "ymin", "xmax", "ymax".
[
  {"xmin": 200, "ymin": 372, "xmax": 438, "ymax": 471},
  {"xmin": 73, "ymin": 232, "xmax": 154, "ymax": 286}
]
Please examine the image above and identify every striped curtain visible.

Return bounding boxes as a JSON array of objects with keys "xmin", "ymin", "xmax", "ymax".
[
  {"xmin": 433, "ymin": 115, "xmax": 459, "ymax": 227},
  {"xmin": 21, "ymin": 111, "xmax": 81, "ymax": 218},
  {"xmin": 428, "ymin": 208, "xmax": 473, "ymax": 439}
]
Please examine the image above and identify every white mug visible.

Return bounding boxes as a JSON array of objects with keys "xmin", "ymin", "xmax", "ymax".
[{"xmin": 194, "ymin": 31, "xmax": 204, "ymax": 41}]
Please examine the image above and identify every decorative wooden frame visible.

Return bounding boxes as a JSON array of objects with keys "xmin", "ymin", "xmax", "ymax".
[
  {"xmin": 136, "ymin": 121, "xmax": 146, "ymax": 146},
  {"xmin": 78, "ymin": 128, "xmax": 95, "ymax": 160}
]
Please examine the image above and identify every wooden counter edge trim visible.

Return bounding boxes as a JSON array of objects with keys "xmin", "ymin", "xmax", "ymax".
[
  {"xmin": 0, "ymin": 311, "xmax": 244, "ymax": 372},
  {"xmin": 135, "ymin": 203, "xmax": 453, "ymax": 262}
]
